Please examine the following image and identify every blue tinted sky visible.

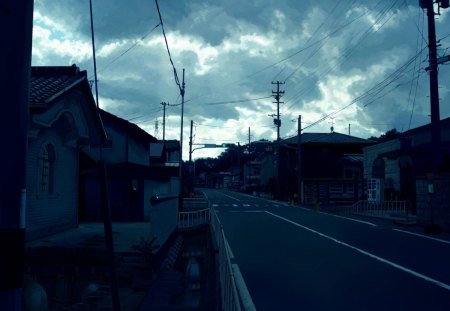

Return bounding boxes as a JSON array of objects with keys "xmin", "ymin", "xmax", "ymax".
[{"xmin": 32, "ymin": 0, "xmax": 450, "ymax": 158}]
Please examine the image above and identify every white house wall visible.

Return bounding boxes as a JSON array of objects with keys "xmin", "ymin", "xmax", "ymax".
[
  {"xmin": 26, "ymin": 129, "xmax": 78, "ymax": 240},
  {"xmin": 84, "ymin": 125, "xmax": 149, "ymax": 166}
]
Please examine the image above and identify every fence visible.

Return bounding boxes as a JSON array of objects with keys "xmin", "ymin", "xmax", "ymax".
[
  {"xmin": 183, "ymin": 197, "xmax": 211, "ymax": 211},
  {"xmin": 210, "ymin": 208, "xmax": 242, "ymax": 311},
  {"xmin": 177, "ymin": 196, "xmax": 247, "ymax": 311},
  {"xmin": 178, "ymin": 208, "xmax": 211, "ymax": 229},
  {"xmin": 344, "ymin": 200, "xmax": 407, "ymax": 217}
]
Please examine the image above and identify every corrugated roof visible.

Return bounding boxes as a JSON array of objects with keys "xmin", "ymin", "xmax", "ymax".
[
  {"xmin": 100, "ymin": 109, "xmax": 157, "ymax": 145},
  {"xmin": 340, "ymin": 154, "xmax": 364, "ymax": 163},
  {"xmin": 30, "ymin": 65, "xmax": 86, "ymax": 106},
  {"xmin": 282, "ymin": 132, "xmax": 375, "ymax": 145}
]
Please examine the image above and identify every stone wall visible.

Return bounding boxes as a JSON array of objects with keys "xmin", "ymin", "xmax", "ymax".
[{"xmin": 416, "ymin": 174, "xmax": 450, "ymax": 232}]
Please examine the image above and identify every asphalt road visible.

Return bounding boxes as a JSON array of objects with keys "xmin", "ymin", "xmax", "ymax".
[{"xmin": 202, "ymin": 188, "xmax": 450, "ymax": 311}]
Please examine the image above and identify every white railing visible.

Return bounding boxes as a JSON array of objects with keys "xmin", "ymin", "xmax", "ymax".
[
  {"xmin": 183, "ymin": 197, "xmax": 211, "ymax": 211},
  {"xmin": 345, "ymin": 200, "xmax": 407, "ymax": 217},
  {"xmin": 178, "ymin": 208, "xmax": 211, "ymax": 229},
  {"xmin": 210, "ymin": 208, "xmax": 242, "ymax": 311},
  {"xmin": 178, "ymin": 194, "xmax": 248, "ymax": 310}
]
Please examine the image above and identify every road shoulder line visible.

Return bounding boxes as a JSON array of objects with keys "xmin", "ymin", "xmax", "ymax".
[
  {"xmin": 265, "ymin": 211, "xmax": 450, "ymax": 292},
  {"xmin": 393, "ymin": 228, "xmax": 450, "ymax": 245}
]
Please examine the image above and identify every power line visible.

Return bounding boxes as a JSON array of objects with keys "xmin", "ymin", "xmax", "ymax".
[
  {"xmin": 301, "ymin": 49, "xmax": 425, "ymax": 132},
  {"xmin": 205, "ymin": 96, "xmax": 272, "ymax": 106},
  {"xmin": 183, "ymin": 8, "xmax": 367, "ymax": 106},
  {"xmin": 155, "ymin": 0, "xmax": 182, "ymax": 94},
  {"xmin": 408, "ymin": 7, "xmax": 426, "ymax": 130},
  {"xmin": 285, "ymin": 0, "xmax": 405, "ymax": 108},
  {"xmin": 91, "ymin": 22, "xmax": 161, "ymax": 79}
]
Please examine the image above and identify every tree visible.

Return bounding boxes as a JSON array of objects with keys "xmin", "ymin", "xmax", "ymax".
[{"xmin": 368, "ymin": 128, "xmax": 401, "ymax": 143}]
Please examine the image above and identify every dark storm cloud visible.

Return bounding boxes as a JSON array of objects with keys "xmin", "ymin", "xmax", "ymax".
[{"xmin": 32, "ymin": 0, "xmax": 450, "ymax": 155}]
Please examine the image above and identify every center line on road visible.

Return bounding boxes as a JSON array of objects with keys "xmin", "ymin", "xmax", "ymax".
[{"xmin": 265, "ymin": 211, "xmax": 450, "ymax": 292}]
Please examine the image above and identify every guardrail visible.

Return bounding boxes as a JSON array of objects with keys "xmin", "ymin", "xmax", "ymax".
[
  {"xmin": 210, "ymin": 208, "xmax": 242, "ymax": 311},
  {"xmin": 344, "ymin": 200, "xmax": 407, "ymax": 217}
]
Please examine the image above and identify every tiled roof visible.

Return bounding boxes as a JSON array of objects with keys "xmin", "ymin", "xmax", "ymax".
[
  {"xmin": 30, "ymin": 65, "xmax": 86, "ymax": 106},
  {"xmin": 282, "ymin": 132, "xmax": 375, "ymax": 145}
]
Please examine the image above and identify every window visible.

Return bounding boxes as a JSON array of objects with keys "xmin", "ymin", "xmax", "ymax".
[{"xmin": 40, "ymin": 144, "xmax": 56, "ymax": 194}]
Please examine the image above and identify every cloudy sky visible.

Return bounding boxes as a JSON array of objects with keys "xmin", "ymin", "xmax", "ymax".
[{"xmin": 32, "ymin": 0, "xmax": 450, "ymax": 159}]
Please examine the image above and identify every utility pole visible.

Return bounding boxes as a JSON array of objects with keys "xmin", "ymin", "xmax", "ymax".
[
  {"xmin": 271, "ymin": 81, "xmax": 285, "ymax": 141},
  {"xmin": 179, "ymin": 69, "xmax": 186, "ymax": 210},
  {"xmin": 237, "ymin": 142, "xmax": 241, "ymax": 186},
  {"xmin": 89, "ymin": 2, "xmax": 121, "ymax": 310},
  {"xmin": 160, "ymin": 102, "xmax": 167, "ymax": 141},
  {"xmin": 297, "ymin": 115, "xmax": 302, "ymax": 205},
  {"xmin": 348, "ymin": 123, "xmax": 351, "ymax": 136},
  {"xmin": 272, "ymin": 81, "xmax": 285, "ymax": 199},
  {"xmin": 0, "ymin": 2, "xmax": 33, "ymax": 310},
  {"xmin": 247, "ymin": 127, "xmax": 251, "ymax": 188},
  {"xmin": 421, "ymin": 0, "xmax": 443, "ymax": 172},
  {"xmin": 419, "ymin": 0, "xmax": 449, "ymax": 233},
  {"xmin": 188, "ymin": 120, "xmax": 194, "ymax": 195}
]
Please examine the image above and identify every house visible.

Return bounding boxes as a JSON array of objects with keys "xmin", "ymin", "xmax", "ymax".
[
  {"xmin": 81, "ymin": 111, "xmax": 180, "ymax": 222},
  {"xmin": 363, "ymin": 118, "xmax": 450, "ymax": 229},
  {"xmin": 274, "ymin": 131, "xmax": 375, "ymax": 204},
  {"xmin": 27, "ymin": 65, "xmax": 107, "ymax": 240}
]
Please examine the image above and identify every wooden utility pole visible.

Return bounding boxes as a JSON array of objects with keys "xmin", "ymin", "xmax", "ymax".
[{"xmin": 0, "ymin": 1, "xmax": 33, "ymax": 310}]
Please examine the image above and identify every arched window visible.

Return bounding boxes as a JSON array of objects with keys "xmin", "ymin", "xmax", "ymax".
[{"xmin": 40, "ymin": 144, "xmax": 56, "ymax": 194}]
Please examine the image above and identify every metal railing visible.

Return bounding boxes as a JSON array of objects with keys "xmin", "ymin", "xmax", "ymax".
[
  {"xmin": 177, "ymin": 194, "xmax": 246, "ymax": 310},
  {"xmin": 344, "ymin": 200, "xmax": 407, "ymax": 217},
  {"xmin": 210, "ymin": 208, "xmax": 242, "ymax": 311},
  {"xmin": 178, "ymin": 208, "xmax": 211, "ymax": 229},
  {"xmin": 183, "ymin": 197, "xmax": 211, "ymax": 211}
]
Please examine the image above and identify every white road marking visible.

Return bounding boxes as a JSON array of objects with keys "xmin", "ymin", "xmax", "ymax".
[
  {"xmin": 319, "ymin": 212, "xmax": 377, "ymax": 227},
  {"xmin": 265, "ymin": 211, "xmax": 450, "ymax": 291},
  {"xmin": 212, "ymin": 204, "xmax": 219, "ymax": 207},
  {"xmin": 229, "ymin": 210, "xmax": 266, "ymax": 213},
  {"xmin": 232, "ymin": 264, "xmax": 257, "ymax": 311},
  {"xmin": 393, "ymin": 228, "xmax": 450, "ymax": 245},
  {"xmin": 232, "ymin": 204, "xmax": 239, "ymax": 207},
  {"xmin": 220, "ymin": 192, "xmax": 241, "ymax": 201},
  {"xmin": 243, "ymin": 204, "xmax": 251, "ymax": 207}
]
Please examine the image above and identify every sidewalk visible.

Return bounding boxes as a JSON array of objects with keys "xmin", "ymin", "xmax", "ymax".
[
  {"xmin": 25, "ymin": 223, "xmax": 155, "ymax": 310},
  {"xmin": 25, "ymin": 222, "xmax": 217, "ymax": 310}
]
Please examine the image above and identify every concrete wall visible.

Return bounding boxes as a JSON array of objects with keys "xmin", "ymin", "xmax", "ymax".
[
  {"xmin": 416, "ymin": 174, "xmax": 450, "ymax": 232},
  {"xmin": 363, "ymin": 139, "xmax": 401, "ymax": 180}
]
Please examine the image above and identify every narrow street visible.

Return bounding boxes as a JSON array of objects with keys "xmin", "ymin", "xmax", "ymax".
[{"xmin": 203, "ymin": 189, "xmax": 450, "ymax": 310}]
